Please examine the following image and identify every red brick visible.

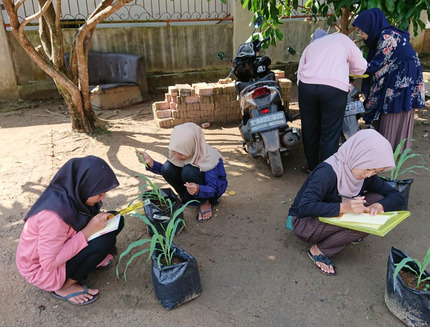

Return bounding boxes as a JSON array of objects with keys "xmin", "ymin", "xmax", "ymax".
[
  {"xmin": 185, "ymin": 95, "xmax": 199, "ymax": 104},
  {"xmin": 176, "ymin": 103, "xmax": 186, "ymax": 112},
  {"xmin": 157, "ymin": 118, "xmax": 174, "ymax": 128},
  {"xmin": 200, "ymin": 103, "xmax": 215, "ymax": 111},
  {"xmin": 152, "ymin": 101, "xmax": 170, "ymax": 110}
]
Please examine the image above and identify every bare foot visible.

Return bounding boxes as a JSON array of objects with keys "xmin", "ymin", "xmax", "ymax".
[
  {"xmin": 309, "ymin": 245, "xmax": 335, "ymax": 275},
  {"xmin": 54, "ymin": 281, "xmax": 98, "ymax": 305},
  {"xmin": 197, "ymin": 201, "xmax": 212, "ymax": 221}
]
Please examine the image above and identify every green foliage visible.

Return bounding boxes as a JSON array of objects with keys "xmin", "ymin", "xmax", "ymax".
[
  {"xmin": 302, "ymin": 0, "xmax": 430, "ymax": 36},
  {"xmin": 137, "ymin": 173, "xmax": 173, "ymax": 215},
  {"xmin": 389, "ymin": 138, "xmax": 430, "ymax": 181},
  {"xmin": 116, "ymin": 174, "xmax": 197, "ymax": 281},
  {"xmin": 393, "ymin": 247, "xmax": 430, "ymax": 291},
  {"xmin": 91, "ymin": 124, "xmax": 112, "ymax": 136},
  {"xmin": 226, "ymin": 0, "xmax": 430, "ymax": 48},
  {"xmin": 116, "ymin": 200, "xmax": 193, "ymax": 281}
]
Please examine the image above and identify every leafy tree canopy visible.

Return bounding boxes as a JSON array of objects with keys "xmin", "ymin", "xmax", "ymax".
[{"xmin": 234, "ymin": 0, "xmax": 430, "ymax": 43}]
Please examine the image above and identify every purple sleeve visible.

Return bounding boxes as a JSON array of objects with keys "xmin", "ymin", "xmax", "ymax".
[
  {"xmin": 146, "ymin": 160, "xmax": 163, "ymax": 175},
  {"xmin": 198, "ymin": 159, "xmax": 228, "ymax": 200}
]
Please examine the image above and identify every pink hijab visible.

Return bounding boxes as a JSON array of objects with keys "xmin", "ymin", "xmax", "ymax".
[
  {"xmin": 168, "ymin": 122, "xmax": 221, "ymax": 172},
  {"xmin": 324, "ymin": 129, "xmax": 395, "ymax": 197}
]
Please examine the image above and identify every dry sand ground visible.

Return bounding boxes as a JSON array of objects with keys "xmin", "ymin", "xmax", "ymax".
[{"xmin": 1, "ymin": 89, "xmax": 430, "ymax": 327}]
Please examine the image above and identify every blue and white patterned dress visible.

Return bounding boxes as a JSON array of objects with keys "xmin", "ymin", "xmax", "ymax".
[{"xmin": 363, "ymin": 28, "xmax": 425, "ymax": 124}]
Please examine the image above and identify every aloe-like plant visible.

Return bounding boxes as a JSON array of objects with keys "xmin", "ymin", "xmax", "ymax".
[
  {"xmin": 388, "ymin": 138, "xmax": 430, "ymax": 181},
  {"xmin": 393, "ymin": 247, "xmax": 430, "ymax": 291}
]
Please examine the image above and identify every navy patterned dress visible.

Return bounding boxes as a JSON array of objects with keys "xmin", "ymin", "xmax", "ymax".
[{"xmin": 362, "ymin": 28, "xmax": 425, "ymax": 124}]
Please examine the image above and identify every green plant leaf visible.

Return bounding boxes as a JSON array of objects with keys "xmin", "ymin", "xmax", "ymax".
[
  {"xmin": 116, "ymin": 238, "xmax": 152, "ymax": 279},
  {"xmin": 123, "ymin": 248, "xmax": 150, "ymax": 281},
  {"xmin": 389, "ymin": 138, "xmax": 429, "ymax": 180},
  {"xmin": 393, "ymin": 247, "xmax": 430, "ymax": 290},
  {"xmin": 393, "ymin": 257, "xmax": 418, "ymax": 291},
  {"xmin": 117, "ymin": 172, "xmax": 198, "ymax": 279}
]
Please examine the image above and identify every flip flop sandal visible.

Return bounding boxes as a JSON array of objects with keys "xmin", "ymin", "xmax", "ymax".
[
  {"xmin": 307, "ymin": 250, "xmax": 336, "ymax": 276},
  {"xmin": 95, "ymin": 259, "xmax": 111, "ymax": 270},
  {"xmin": 196, "ymin": 208, "xmax": 212, "ymax": 223},
  {"xmin": 52, "ymin": 284, "xmax": 99, "ymax": 306}
]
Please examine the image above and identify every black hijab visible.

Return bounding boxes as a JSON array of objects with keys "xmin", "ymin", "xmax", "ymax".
[{"xmin": 24, "ymin": 156, "xmax": 119, "ymax": 231}]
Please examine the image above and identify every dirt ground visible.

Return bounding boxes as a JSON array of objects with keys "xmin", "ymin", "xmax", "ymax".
[{"xmin": 1, "ymin": 86, "xmax": 430, "ymax": 327}]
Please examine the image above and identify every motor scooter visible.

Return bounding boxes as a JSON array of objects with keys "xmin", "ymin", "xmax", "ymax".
[{"xmin": 217, "ymin": 18, "xmax": 300, "ymax": 177}]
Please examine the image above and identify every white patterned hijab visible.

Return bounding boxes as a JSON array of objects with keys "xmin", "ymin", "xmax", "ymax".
[
  {"xmin": 324, "ymin": 129, "xmax": 395, "ymax": 197},
  {"xmin": 168, "ymin": 122, "xmax": 221, "ymax": 172}
]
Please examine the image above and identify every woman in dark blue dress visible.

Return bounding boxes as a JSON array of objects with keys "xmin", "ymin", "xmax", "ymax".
[{"xmin": 352, "ymin": 8, "xmax": 425, "ymax": 151}]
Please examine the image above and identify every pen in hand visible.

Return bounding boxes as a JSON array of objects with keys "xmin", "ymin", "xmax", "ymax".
[{"xmin": 338, "ymin": 194, "xmax": 369, "ymax": 206}]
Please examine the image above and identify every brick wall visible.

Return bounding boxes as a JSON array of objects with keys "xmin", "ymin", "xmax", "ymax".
[{"xmin": 152, "ymin": 70, "xmax": 292, "ymax": 128}]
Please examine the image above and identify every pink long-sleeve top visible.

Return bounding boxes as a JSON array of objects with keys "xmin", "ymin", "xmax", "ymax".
[
  {"xmin": 16, "ymin": 210, "xmax": 88, "ymax": 291},
  {"xmin": 297, "ymin": 33, "xmax": 368, "ymax": 92}
]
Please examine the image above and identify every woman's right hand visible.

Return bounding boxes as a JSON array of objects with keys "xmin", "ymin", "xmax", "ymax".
[
  {"xmin": 81, "ymin": 212, "xmax": 111, "ymax": 240},
  {"xmin": 136, "ymin": 150, "xmax": 153, "ymax": 168},
  {"xmin": 340, "ymin": 196, "xmax": 366, "ymax": 214}
]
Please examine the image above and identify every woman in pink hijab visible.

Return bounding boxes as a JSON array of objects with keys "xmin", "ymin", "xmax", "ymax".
[
  {"xmin": 287, "ymin": 129, "xmax": 404, "ymax": 275},
  {"xmin": 137, "ymin": 123, "xmax": 228, "ymax": 222}
]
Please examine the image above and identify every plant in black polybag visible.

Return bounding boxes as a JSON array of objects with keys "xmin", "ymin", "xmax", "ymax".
[
  {"xmin": 116, "ymin": 175, "xmax": 201, "ymax": 309},
  {"xmin": 385, "ymin": 247, "xmax": 430, "ymax": 327},
  {"xmin": 381, "ymin": 138, "xmax": 430, "ymax": 210},
  {"xmin": 151, "ymin": 242, "xmax": 202, "ymax": 310},
  {"xmin": 143, "ymin": 187, "xmax": 184, "ymax": 237}
]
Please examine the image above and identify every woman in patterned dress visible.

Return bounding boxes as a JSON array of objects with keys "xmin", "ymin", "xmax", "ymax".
[{"xmin": 352, "ymin": 8, "xmax": 425, "ymax": 151}]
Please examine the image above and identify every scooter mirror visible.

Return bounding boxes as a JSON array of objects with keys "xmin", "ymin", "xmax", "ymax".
[
  {"xmin": 217, "ymin": 52, "xmax": 227, "ymax": 60},
  {"xmin": 286, "ymin": 47, "xmax": 296, "ymax": 55},
  {"xmin": 254, "ymin": 16, "xmax": 264, "ymax": 29}
]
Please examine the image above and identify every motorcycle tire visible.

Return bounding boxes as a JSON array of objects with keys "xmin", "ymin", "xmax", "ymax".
[{"xmin": 268, "ymin": 150, "xmax": 283, "ymax": 177}]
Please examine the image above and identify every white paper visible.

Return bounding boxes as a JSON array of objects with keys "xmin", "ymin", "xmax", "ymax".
[
  {"xmin": 88, "ymin": 214, "xmax": 121, "ymax": 241},
  {"xmin": 338, "ymin": 212, "xmax": 397, "ymax": 226}
]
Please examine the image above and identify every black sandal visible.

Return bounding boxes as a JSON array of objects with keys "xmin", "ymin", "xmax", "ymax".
[{"xmin": 307, "ymin": 250, "xmax": 336, "ymax": 276}]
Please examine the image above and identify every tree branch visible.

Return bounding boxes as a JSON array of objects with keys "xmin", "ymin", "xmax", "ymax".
[
  {"xmin": 75, "ymin": 0, "xmax": 133, "ymax": 110},
  {"xmin": 18, "ymin": 0, "xmax": 53, "ymax": 35}
]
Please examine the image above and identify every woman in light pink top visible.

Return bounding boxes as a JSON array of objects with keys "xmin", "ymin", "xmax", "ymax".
[
  {"xmin": 16, "ymin": 156, "xmax": 123, "ymax": 305},
  {"xmin": 297, "ymin": 29, "xmax": 367, "ymax": 173}
]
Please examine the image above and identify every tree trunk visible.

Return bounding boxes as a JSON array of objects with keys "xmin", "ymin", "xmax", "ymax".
[
  {"xmin": 340, "ymin": 7, "xmax": 350, "ymax": 35},
  {"xmin": 2, "ymin": 0, "xmax": 129, "ymax": 134}
]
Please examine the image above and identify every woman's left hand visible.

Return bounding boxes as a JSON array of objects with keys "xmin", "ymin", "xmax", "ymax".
[
  {"xmin": 184, "ymin": 182, "xmax": 199, "ymax": 195},
  {"xmin": 364, "ymin": 203, "xmax": 384, "ymax": 216}
]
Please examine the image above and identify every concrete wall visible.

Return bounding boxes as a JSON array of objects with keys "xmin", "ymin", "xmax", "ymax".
[
  {"xmin": 4, "ymin": 23, "xmax": 234, "ymax": 97},
  {"xmin": 1, "ymin": 2, "xmax": 429, "ymax": 100}
]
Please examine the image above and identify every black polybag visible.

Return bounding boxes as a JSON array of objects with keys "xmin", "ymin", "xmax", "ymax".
[
  {"xmin": 381, "ymin": 178, "xmax": 413, "ymax": 211},
  {"xmin": 143, "ymin": 188, "xmax": 184, "ymax": 236},
  {"xmin": 151, "ymin": 242, "xmax": 202, "ymax": 310},
  {"xmin": 385, "ymin": 246, "xmax": 430, "ymax": 327}
]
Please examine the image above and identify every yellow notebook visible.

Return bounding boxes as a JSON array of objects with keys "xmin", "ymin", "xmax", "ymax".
[{"xmin": 318, "ymin": 211, "xmax": 410, "ymax": 236}]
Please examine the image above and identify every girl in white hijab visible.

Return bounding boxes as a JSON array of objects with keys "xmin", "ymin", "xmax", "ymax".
[
  {"xmin": 138, "ymin": 123, "xmax": 228, "ymax": 222},
  {"xmin": 288, "ymin": 129, "xmax": 404, "ymax": 275}
]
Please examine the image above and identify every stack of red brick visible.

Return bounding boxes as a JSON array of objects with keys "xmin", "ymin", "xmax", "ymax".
[{"xmin": 153, "ymin": 70, "xmax": 292, "ymax": 128}]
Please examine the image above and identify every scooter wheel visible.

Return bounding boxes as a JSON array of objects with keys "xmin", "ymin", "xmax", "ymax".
[{"xmin": 268, "ymin": 150, "xmax": 283, "ymax": 177}]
